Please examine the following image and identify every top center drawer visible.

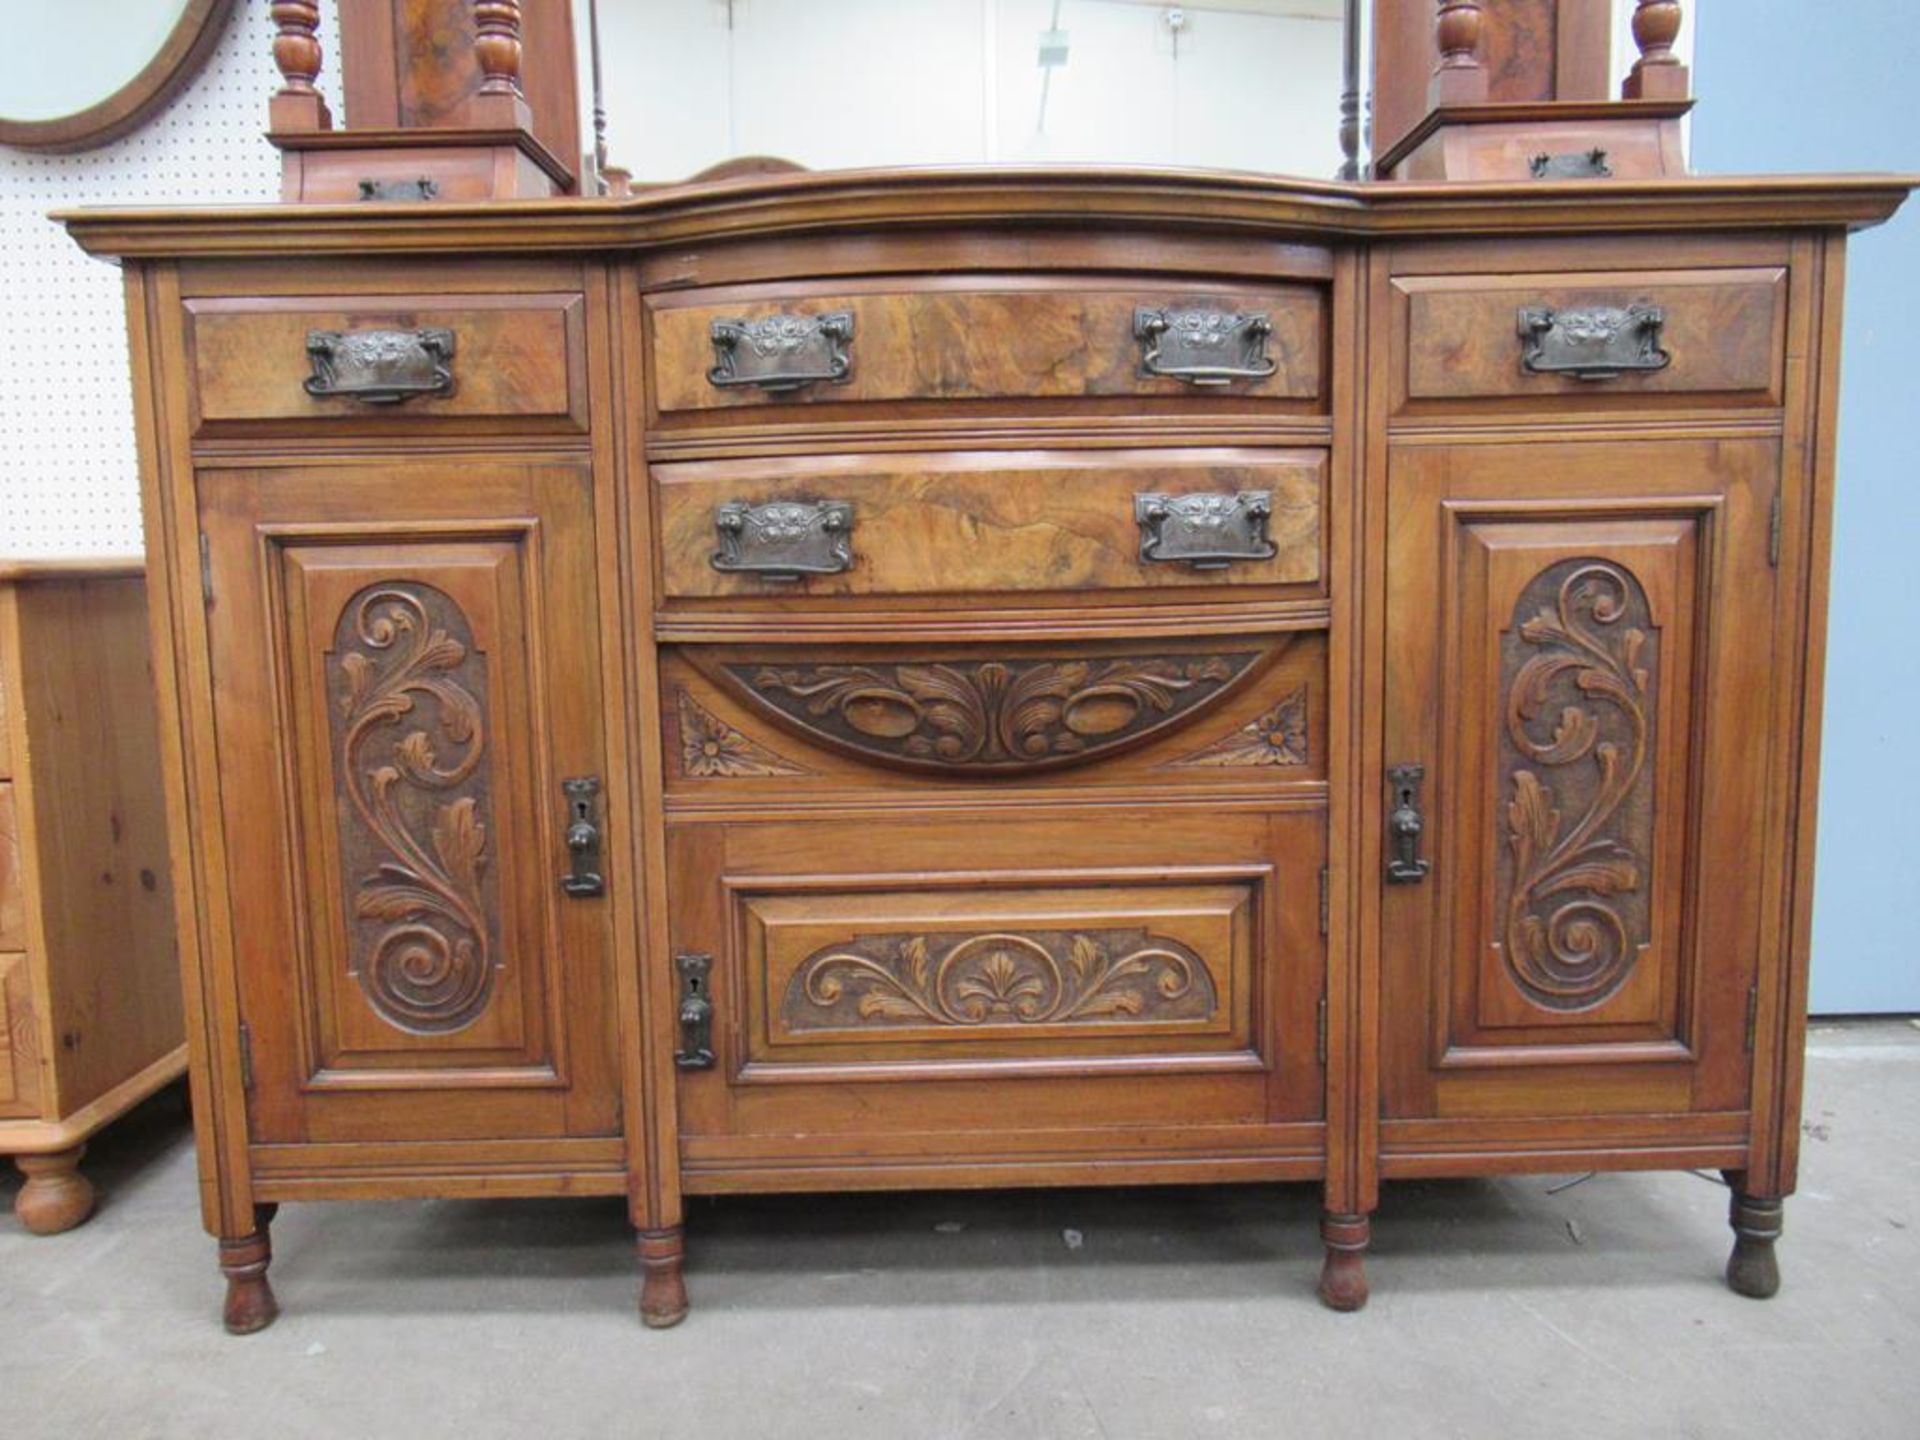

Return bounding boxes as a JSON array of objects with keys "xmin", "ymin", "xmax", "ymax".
[{"xmin": 644, "ymin": 275, "xmax": 1326, "ymax": 423}]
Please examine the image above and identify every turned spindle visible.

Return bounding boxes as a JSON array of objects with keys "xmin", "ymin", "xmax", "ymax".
[
  {"xmin": 470, "ymin": 0, "xmax": 535, "ymax": 128},
  {"xmin": 269, "ymin": 1, "xmax": 331, "ymax": 131},
  {"xmin": 1623, "ymin": 0, "xmax": 1689, "ymax": 100},
  {"xmin": 1430, "ymin": 0, "xmax": 1489, "ymax": 108}
]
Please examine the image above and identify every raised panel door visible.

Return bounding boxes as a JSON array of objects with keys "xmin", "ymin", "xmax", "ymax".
[
  {"xmin": 1381, "ymin": 438, "xmax": 1778, "ymax": 1130},
  {"xmin": 197, "ymin": 461, "xmax": 621, "ymax": 1147}
]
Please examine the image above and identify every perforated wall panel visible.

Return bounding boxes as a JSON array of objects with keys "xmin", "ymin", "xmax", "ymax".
[{"xmin": 0, "ymin": 3, "xmax": 344, "ymax": 557}]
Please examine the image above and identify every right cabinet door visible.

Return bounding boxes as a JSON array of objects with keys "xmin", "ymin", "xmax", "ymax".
[{"xmin": 1381, "ymin": 438, "xmax": 1778, "ymax": 1132}]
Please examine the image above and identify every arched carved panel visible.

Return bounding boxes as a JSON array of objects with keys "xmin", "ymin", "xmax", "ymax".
[
  {"xmin": 721, "ymin": 651, "xmax": 1263, "ymax": 775},
  {"xmin": 785, "ymin": 928, "xmax": 1219, "ymax": 1033},
  {"xmin": 1497, "ymin": 559, "xmax": 1657, "ymax": 1012},
  {"xmin": 328, "ymin": 584, "xmax": 499, "ymax": 1034}
]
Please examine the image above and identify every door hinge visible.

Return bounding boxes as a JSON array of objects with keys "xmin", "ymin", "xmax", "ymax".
[
  {"xmin": 1316, "ymin": 994, "xmax": 1329, "ymax": 1066},
  {"xmin": 199, "ymin": 532, "xmax": 213, "ymax": 605},
  {"xmin": 1318, "ymin": 865, "xmax": 1330, "ymax": 936},
  {"xmin": 1768, "ymin": 489, "xmax": 1782, "ymax": 569},
  {"xmin": 1744, "ymin": 983, "xmax": 1760, "ymax": 1053},
  {"xmin": 237, "ymin": 1019, "xmax": 255, "ymax": 1093}
]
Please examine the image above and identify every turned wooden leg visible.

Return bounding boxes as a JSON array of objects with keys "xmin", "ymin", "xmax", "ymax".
[
  {"xmin": 1317, "ymin": 1211, "xmax": 1371, "ymax": 1312},
  {"xmin": 14, "ymin": 1146, "xmax": 97, "ymax": 1235},
  {"xmin": 1723, "ymin": 1177, "xmax": 1783, "ymax": 1301},
  {"xmin": 219, "ymin": 1205, "xmax": 281, "ymax": 1335},
  {"xmin": 638, "ymin": 1225, "xmax": 689, "ymax": 1329}
]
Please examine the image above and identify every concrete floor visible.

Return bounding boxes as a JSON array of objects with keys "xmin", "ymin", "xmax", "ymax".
[{"xmin": 3, "ymin": 1020, "xmax": 1917, "ymax": 1440}]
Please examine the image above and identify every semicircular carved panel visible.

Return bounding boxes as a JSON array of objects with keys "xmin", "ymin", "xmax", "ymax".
[
  {"xmin": 329, "ymin": 584, "xmax": 499, "ymax": 1035},
  {"xmin": 719, "ymin": 651, "xmax": 1265, "ymax": 775},
  {"xmin": 786, "ymin": 928, "xmax": 1218, "ymax": 1032},
  {"xmin": 1499, "ymin": 559, "xmax": 1657, "ymax": 1012}
]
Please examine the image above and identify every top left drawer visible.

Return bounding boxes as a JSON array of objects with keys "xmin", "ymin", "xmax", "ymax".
[{"xmin": 183, "ymin": 291, "xmax": 588, "ymax": 438}]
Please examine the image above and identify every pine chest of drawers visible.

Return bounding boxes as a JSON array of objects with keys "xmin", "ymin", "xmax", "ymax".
[{"xmin": 63, "ymin": 168, "xmax": 1910, "ymax": 1331}]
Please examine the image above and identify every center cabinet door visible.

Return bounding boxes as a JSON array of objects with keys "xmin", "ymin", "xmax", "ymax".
[
  {"xmin": 1381, "ymin": 438, "xmax": 1778, "ymax": 1134},
  {"xmin": 197, "ymin": 461, "xmax": 622, "ymax": 1147}
]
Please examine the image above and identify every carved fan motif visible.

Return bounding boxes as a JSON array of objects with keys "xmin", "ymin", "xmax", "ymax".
[
  {"xmin": 785, "ymin": 928, "xmax": 1217, "ymax": 1032},
  {"xmin": 1497, "ymin": 559, "xmax": 1657, "ymax": 1011},
  {"xmin": 1170, "ymin": 685, "xmax": 1308, "ymax": 767},
  {"xmin": 329, "ymin": 584, "xmax": 498, "ymax": 1034},
  {"xmin": 725, "ymin": 652, "xmax": 1261, "ymax": 774},
  {"xmin": 675, "ymin": 690, "xmax": 806, "ymax": 778}
]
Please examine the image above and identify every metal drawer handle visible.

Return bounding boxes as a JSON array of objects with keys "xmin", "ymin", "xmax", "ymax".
[
  {"xmin": 304, "ymin": 327, "xmax": 456, "ymax": 405},
  {"xmin": 707, "ymin": 311, "xmax": 854, "ymax": 393},
  {"xmin": 1136, "ymin": 490, "xmax": 1277, "ymax": 571},
  {"xmin": 1529, "ymin": 148, "xmax": 1612, "ymax": 180},
  {"xmin": 1134, "ymin": 306, "xmax": 1277, "ymax": 386},
  {"xmin": 1517, "ymin": 303, "xmax": 1670, "ymax": 381},
  {"xmin": 712, "ymin": 499, "xmax": 855, "ymax": 581}
]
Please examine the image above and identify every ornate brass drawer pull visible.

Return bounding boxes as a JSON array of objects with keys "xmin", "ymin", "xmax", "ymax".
[
  {"xmin": 707, "ymin": 311, "xmax": 854, "ymax": 393},
  {"xmin": 712, "ymin": 499, "xmax": 856, "ymax": 581},
  {"xmin": 304, "ymin": 327, "xmax": 456, "ymax": 404},
  {"xmin": 1133, "ymin": 306, "xmax": 1277, "ymax": 386},
  {"xmin": 1517, "ymin": 303, "xmax": 1670, "ymax": 381},
  {"xmin": 1529, "ymin": 148, "xmax": 1612, "ymax": 180},
  {"xmin": 1135, "ymin": 490, "xmax": 1277, "ymax": 571}
]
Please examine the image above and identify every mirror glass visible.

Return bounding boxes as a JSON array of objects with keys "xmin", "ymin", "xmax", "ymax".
[
  {"xmin": 0, "ymin": 0, "xmax": 195, "ymax": 123},
  {"xmin": 594, "ymin": 0, "xmax": 1349, "ymax": 182}
]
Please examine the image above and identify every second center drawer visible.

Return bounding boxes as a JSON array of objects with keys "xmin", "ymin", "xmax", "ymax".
[{"xmin": 654, "ymin": 448, "xmax": 1325, "ymax": 601}]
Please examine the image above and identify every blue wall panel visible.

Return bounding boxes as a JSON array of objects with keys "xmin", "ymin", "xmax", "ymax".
[{"xmin": 1689, "ymin": 1, "xmax": 1918, "ymax": 1011}]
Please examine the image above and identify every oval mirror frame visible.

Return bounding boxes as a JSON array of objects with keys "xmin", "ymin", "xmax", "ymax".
[{"xmin": 0, "ymin": 0, "xmax": 237, "ymax": 153}]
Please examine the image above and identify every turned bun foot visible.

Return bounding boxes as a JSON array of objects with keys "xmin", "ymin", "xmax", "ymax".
[
  {"xmin": 638, "ymin": 1226, "xmax": 689, "ymax": 1329},
  {"xmin": 1317, "ymin": 1212, "xmax": 1371, "ymax": 1312},
  {"xmin": 220, "ymin": 1209, "xmax": 281, "ymax": 1335},
  {"xmin": 1726, "ymin": 1191, "xmax": 1783, "ymax": 1300},
  {"xmin": 14, "ymin": 1146, "xmax": 96, "ymax": 1235}
]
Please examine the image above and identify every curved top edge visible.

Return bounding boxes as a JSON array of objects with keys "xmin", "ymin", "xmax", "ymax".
[{"xmin": 57, "ymin": 164, "xmax": 1917, "ymax": 259}]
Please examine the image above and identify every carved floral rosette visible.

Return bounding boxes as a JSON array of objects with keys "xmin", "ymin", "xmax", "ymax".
[
  {"xmin": 329, "ymin": 584, "xmax": 498, "ymax": 1034},
  {"xmin": 1499, "ymin": 559, "xmax": 1657, "ymax": 1011},
  {"xmin": 785, "ymin": 928, "xmax": 1217, "ymax": 1032}
]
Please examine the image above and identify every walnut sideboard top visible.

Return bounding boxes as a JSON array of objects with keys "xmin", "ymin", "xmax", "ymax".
[{"xmin": 61, "ymin": 166, "xmax": 1913, "ymax": 1330}]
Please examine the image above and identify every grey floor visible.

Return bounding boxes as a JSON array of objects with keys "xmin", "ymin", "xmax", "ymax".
[{"xmin": 3, "ymin": 1021, "xmax": 1917, "ymax": 1440}]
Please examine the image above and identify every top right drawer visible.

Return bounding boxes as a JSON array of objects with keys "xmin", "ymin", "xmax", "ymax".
[{"xmin": 1391, "ymin": 265, "xmax": 1787, "ymax": 417}]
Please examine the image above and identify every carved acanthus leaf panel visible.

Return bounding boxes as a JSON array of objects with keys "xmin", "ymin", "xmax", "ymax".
[
  {"xmin": 1169, "ymin": 685, "xmax": 1308, "ymax": 768},
  {"xmin": 329, "ymin": 584, "xmax": 500, "ymax": 1034},
  {"xmin": 785, "ymin": 928, "xmax": 1218, "ymax": 1032},
  {"xmin": 724, "ymin": 652, "xmax": 1261, "ymax": 774},
  {"xmin": 1498, "ymin": 559, "xmax": 1657, "ymax": 1011},
  {"xmin": 675, "ymin": 689, "xmax": 807, "ymax": 778}
]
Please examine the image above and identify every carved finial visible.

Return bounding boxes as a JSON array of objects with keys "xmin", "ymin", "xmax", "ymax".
[
  {"xmin": 474, "ymin": 0, "xmax": 527, "ymax": 98},
  {"xmin": 468, "ymin": 0, "xmax": 535, "ymax": 130},
  {"xmin": 269, "ymin": 2, "xmax": 331, "ymax": 131},
  {"xmin": 1435, "ymin": 0, "xmax": 1483, "ymax": 70},
  {"xmin": 1430, "ymin": 0, "xmax": 1489, "ymax": 107},
  {"xmin": 1623, "ymin": 0, "xmax": 1689, "ymax": 99}
]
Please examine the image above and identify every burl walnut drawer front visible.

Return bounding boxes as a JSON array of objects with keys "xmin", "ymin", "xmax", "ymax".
[
  {"xmin": 1392, "ymin": 267, "xmax": 1787, "ymax": 413},
  {"xmin": 647, "ymin": 277, "xmax": 1324, "ymax": 416},
  {"xmin": 655, "ymin": 448, "xmax": 1324, "ymax": 600},
  {"xmin": 183, "ymin": 291, "xmax": 588, "ymax": 435}
]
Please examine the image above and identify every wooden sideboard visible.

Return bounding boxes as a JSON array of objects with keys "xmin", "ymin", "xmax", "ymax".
[
  {"xmin": 0, "ymin": 560, "xmax": 184, "ymax": 1233},
  {"xmin": 63, "ymin": 167, "xmax": 1909, "ymax": 1330}
]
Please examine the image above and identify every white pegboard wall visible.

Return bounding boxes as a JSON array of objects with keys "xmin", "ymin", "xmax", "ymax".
[{"xmin": 0, "ymin": 2, "xmax": 345, "ymax": 558}]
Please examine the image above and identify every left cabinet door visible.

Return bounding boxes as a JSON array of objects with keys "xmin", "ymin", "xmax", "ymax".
[{"xmin": 197, "ymin": 461, "xmax": 621, "ymax": 1147}]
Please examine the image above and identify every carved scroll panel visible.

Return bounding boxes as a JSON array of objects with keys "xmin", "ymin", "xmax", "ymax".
[
  {"xmin": 1448, "ymin": 518, "xmax": 1702, "ymax": 1051},
  {"xmin": 738, "ymin": 881, "xmax": 1258, "ymax": 1069},
  {"xmin": 287, "ymin": 546, "xmax": 557, "ymax": 1075}
]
